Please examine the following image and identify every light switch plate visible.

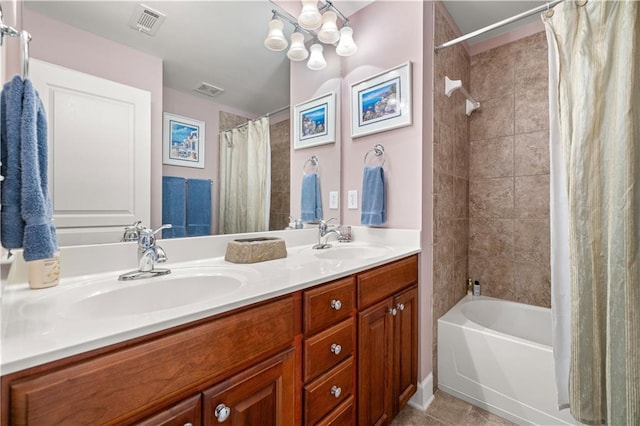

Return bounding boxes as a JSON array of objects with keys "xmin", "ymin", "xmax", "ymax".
[
  {"xmin": 347, "ymin": 190, "xmax": 358, "ymax": 209},
  {"xmin": 329, "ymin": 191, "xmax": 339, "ymax": 209}
]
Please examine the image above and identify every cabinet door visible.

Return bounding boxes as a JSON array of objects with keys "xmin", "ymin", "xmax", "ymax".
[
  {"xmin": 135, "ymin": 395, "xmax": 201, "ymax": 426},
  {"xmin": 393, "ymin": 285, "xmax": 418, "ymax": 415},
  {"xmin": 358, "ymin": 298, "xmax": 393, "ymax": 426},
  {"xmin": 202, "ymin": 348, "xmax": 295, "ymax": 426}
]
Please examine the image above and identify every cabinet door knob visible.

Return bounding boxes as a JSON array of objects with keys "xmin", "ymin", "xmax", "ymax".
[
  {"xmin": 215, "ymin": 404, "xmax": 231, "ymax": 422},
  {"xmin": 330, "ymin": 299, "xmax": 342, "ymax": 310},
  {"xmin": 330, "ymin": 343, "xmax": 342, "ymax": 355},
  {"xmin": 331, "ymin": 385, "xmax": 342, "ymax": 398},
  {"xmin": 396, "ymin": 303, "xmax": 405, "ymax": 311},
  {"xmin": 184, "ymin": 423, "xmax": 193, "ymax": 426},
  {"xmin": 389, "ymin": 307, "xmax": 397, "ymax": 316}
]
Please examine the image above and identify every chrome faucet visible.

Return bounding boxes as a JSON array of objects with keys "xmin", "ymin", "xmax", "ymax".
[
  {"xmin": 119, "ymin": 224, "xmax": 172, "ymax": 281},
  {"xmin": 121, "ymin": 220, "xmax": 145, "ymax": 242},
  {"xmin": 313, "ymin": 219, "xmax": 348, "ymax": 249}
]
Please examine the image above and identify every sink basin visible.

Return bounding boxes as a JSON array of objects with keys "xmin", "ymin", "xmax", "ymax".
[
  {"xmin": 312, "ymin": 244, "xmax": 391, "ymax": 261},
  {"xmin": 19, "ymin": 266, "xmax": 257, "ymax": 320}
]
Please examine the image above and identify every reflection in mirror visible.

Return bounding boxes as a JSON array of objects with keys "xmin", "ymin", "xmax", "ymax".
[{"xmin": 12, "ymin": 1, "xmax": 312, "ymax": 246}]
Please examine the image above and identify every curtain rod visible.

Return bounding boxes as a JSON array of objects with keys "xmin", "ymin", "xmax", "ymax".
[
  {"xmin": 227, "ymin": 105, "xmax": 290, "ymax": 131},
  {"xmin": 435, "ymin": 0, "xmax": 566, "ymax": 51}
]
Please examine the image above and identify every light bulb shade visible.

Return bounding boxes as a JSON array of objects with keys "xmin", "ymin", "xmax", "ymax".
[
  {"xmin": 264, "ymin": 19, "xmax": 288, "ymax": 51},
  {"xmin": 287, "ymin": 32, "xmax": 309, "ymax": 61},
  {"xmin": 317, "ymin": 11, "xmax": 340, "ymax": 44},
  {"xmin": 298, "ymin": 0, "xmax": 322, "ymax": 30},
  {"xmin": 336, "ymin": 26, "xmax": 357, "ymax": 56},
  {"xmin": 307, "ymin": 43, "xmax": 327, "ymax": 70}
]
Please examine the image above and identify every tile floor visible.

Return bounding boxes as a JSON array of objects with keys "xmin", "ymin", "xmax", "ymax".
[{"xmin": 390, "ymin": 391, "xmax": 517, "ymax": 426}]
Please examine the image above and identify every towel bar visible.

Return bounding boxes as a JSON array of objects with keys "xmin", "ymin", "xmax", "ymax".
[
  {"xmin": 364, "ymin": 144, "xmax": 385, "ymax": 167},
  {"xmin": 303, "ymin": 155, "xmax": 319, "ymax": 175}
]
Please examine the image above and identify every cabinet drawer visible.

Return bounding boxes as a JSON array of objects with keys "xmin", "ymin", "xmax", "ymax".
[
  {"xmin": 317, "ymin": 396, "xmax": 355, "ymax": 426},
  {"xmin": 304, "ymin": 357, "xmax": 354, "ymax": 425},
  {"xmin": 304, "ymin": 318, "xmax": 354, "ymax": 382},
  {"xmin": 9, "ymin": 296, "xmax": 296, "ymax": 426},
  {"xmin": 135, "ymin": 394, "xmax": 201, "ymax": 426},
  {"xmin": 357, "ymin": 255, "xmax": 418, "ymax": 308},
  {"xmin": 304, "ymin": 277, "xmax": 355, "ymax": 335}
]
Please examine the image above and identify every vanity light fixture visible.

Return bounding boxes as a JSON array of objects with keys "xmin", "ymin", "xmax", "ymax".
[
  {"xmin": 264, "ymin": 1, "xmax": 357, "ymax": 71},
  {"xmin": 306, "ymin": 42, "xmax": 327, "ymax": 70},
  {"xmin": 287, "ymin": 29, "xmax": 309, "ymax": 61},
  {"xmin": 298, "ymin": 0, "xmax": 323, "ymax": 30},
  {"xmin": 264, "ymin": 14, "xmax": 288, "ymax": 51}
]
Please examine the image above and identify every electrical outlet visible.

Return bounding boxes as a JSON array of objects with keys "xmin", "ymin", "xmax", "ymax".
[
  {"xmin": 329, "ymin": 191, "xmax": 339, "ymax": 209},
  {"xmin": 347, "ymin": 190, "xmax": 358, "ymax": 209}
]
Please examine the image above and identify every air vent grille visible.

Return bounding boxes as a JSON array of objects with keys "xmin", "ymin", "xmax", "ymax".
[
  {"xmin": 193, "ymin": 82, "xmax": 225, "ymax": 98},
  {"xmin": 128, "ymin": 4, "xmax": 166, "ymax": 36}
]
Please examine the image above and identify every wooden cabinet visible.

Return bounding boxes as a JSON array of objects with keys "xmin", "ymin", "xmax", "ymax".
[
  {"xmin": 357, "ymin": 256, "xmax": 418, "ymax": 426},
  {"xmin": 1, "ymin": 254, "xmax": 419, "ymax": 426},
  {"xmin": 202, "ymin": 348, "xmax": 296, "ymax": 425},
  {"xmin": 3, "ymin": 296, "xmax": 298, "ymax": 425},
  {"xmin": 302, "ymin": 277, "xmax": 357, "ymax": 425},
  {"xmin": 136, "ymin": 395, "xmax": 201, "ymax": 426}
]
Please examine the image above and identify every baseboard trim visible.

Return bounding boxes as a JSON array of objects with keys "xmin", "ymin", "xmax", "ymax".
[{"xmin": 408, "ymin": 373, "xmax": 434, "ymax": 411}]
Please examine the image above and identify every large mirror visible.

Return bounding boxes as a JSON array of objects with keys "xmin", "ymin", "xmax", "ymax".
[{"xmin": 13, "ymin": 0, "xmax": 341, "ymax": 246}]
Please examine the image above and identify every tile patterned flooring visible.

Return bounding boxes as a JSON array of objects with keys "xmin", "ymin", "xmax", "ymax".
[{"xmin": 390, "ymin": 391, "xmax": 517, "ymax": 426}]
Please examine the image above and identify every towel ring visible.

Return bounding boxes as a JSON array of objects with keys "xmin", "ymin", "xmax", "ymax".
[
  {"xmin": 364, "ymin": 144, "xmax": 385, "ymax": 167},
  {"xmin": 303, "ymin": 155, "xmax": 319, "ymax": 175}
]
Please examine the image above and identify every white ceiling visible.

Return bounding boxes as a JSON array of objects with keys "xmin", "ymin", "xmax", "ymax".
[{"xmin": 24, "ymin": 1, "xmax": 548, "ymax": 116}]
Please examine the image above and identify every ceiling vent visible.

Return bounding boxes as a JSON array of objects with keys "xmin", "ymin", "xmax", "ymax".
[
  {"xmin": 128, "ymin": 4, "xmax": 166, "ymax": 36},
  {"xmin": 193, "ymin": 82, "xmax": 225, "ymax": 98}
]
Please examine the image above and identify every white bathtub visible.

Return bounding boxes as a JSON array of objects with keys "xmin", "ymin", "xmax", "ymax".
[{"xmin": 437, "ymin": 295, "xmax": 577, "ymax": 425}]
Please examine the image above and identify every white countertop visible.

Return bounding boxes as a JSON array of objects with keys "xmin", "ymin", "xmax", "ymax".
[{"xmin": 1, "ymin": 227, "xmax": 420, "ymax": 375}]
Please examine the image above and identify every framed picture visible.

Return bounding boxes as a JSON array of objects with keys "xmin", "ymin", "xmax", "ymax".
[
  {"xmin": 350, "ymin": 62, "xmax": 412, "ymax": 138},
  {"xmin": 293, "ymin": 92, "xmax": 336, "ymax": 150},
  {"xmin": 163, "ymin": 113, "xmax": 205, "ymax": 168}
]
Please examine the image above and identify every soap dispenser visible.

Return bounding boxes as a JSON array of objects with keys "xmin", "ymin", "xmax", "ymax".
[{"xmin": 473, "ymin": 280, "xmax": 481, "ymax": 296}]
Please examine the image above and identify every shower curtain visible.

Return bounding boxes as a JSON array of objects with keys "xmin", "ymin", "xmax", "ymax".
[
  {"xmin": 218, "ymin": 116, "xmax": 271, "ymax": 234},
  {"xmin": 544, "ymin": 2, "xmax": 640, "ymax": 425}
]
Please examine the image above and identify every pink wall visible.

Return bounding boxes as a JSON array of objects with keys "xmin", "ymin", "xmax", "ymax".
[
  {"xmin": 163, "ymin": 88, "xmax": 255, "ymax": 235},
  {"xmin": 290, "ymin": 49, "xmax": 343, "ymax": 223},
  {"xmin": 340, "ymin": 1, "xmax": 424, "ymax": 230},
  {"xmin": 22, "ymin": 9, "xmax": 164, "ymax": 230}
]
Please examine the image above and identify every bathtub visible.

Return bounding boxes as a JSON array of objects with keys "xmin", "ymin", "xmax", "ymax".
[{"xmin": 438, "ymin": 295, "xmax": 577, "ymax": 425}]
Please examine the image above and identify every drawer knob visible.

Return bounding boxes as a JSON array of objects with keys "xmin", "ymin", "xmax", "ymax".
[
  {"xmin": 330, "ymin": 299, "xmax": 342, "ymax": 310},
  {"xmin": 396, "ymin": 303, "xmax": 405, "ymax": 311},
  {"xmin": 215, "ymin": 404, "xmax": 231, "ymax": 422},
  {"xmin": 389, "ymin": 307, "xmax": 397, "ymax": 316},
  {"xmin": 330, "ymin": 343, "xmax": 342, "ymax": 355},
  {"xmin": 184, "ymin": 423, "xmax": 193, "ymax": 426},
  {"xmin": 331, "ymin": 385, "xmax": 342, "ymax": 398}
]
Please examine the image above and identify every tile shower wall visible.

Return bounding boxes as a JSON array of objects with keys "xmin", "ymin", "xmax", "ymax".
[
  {"xmin": 468, "ymin": 32, "xmax": 550, "ymax": 308},
  {"xmin": 268, "ymin": 119, "xmax": 291, "ymax": 231},
  {"xmin": 432, "ymin": 4, "xmax": 470, "ymax": 386},
  {"xmin": 219, "ymin": 112, "xmax": 291, "ymax": 232}
]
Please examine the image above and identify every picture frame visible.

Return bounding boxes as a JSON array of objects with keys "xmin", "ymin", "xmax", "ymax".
[
  {"xmin": 163, "ymin": 113, "xmax": 205, "ymax": 168},
  {"xmin": 350, "ymin": 61, "xmax": 412, "ymax": 138},
  {"xmin": 293, "ymin": 92, "xmax": 336, "ymax": 150}
]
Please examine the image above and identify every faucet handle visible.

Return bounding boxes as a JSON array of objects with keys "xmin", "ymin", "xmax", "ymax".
[
  {"xmin": 319, "ymin": 218, "xmax": 337, "ymax": 231},
  {"xmin": 139, "ymin": 224, "xmax": 172, "ymax": 249}
]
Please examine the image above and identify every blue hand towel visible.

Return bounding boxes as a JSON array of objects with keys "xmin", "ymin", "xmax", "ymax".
[
  {"xmin": 162, "ymin": 176, "xmax": 186, "ymax": 238},
  {"xmin": 186, "ymin": 178, "xmax": 211, "ymax": 237},
  {"xmin": 20, "ymin": 79, "xmax": 59, "ymax": 261},
  {"xmin": 361, "ymin": 165, "xmax": 386, "ymax": 226},
  {"xmin": 301, "ymin": 172, "xmax": 322, "ymax": 222},
  {"xmin": 1, "ymin": 76, "xmax": 26, "ymax": 250}
]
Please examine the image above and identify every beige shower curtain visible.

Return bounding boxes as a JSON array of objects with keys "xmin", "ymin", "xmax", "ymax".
[
  {"xmin": 544, "ymin": 2, "xmax": 639, "ymax": 425},
  {"xmin": 219, "ymin": 116, "xmax": 271, "ymax": 234}
]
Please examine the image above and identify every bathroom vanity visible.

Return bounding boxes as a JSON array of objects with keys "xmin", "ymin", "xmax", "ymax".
[{"xmin": 0, "ymin": 228, "xmax": 420, "ymax": 425}]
